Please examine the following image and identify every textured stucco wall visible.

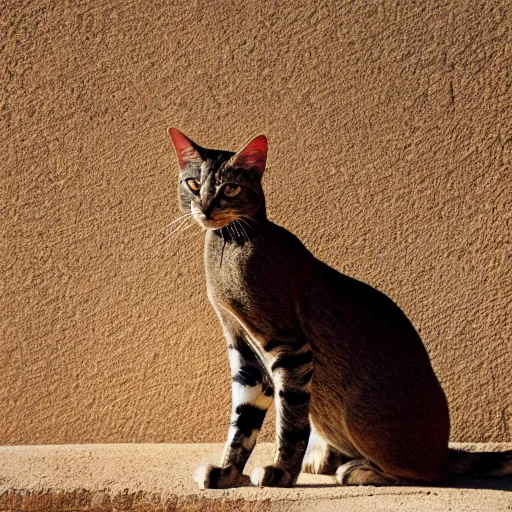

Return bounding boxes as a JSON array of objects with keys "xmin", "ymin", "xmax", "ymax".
[{"xmin": 1, "ymin": 0, "xmax": 511, "ymax": 445}]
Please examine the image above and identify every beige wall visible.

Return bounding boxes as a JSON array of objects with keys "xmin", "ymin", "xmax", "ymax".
[{"xmin": 2, "ymin": 0, "xmax": 511, "ymax": 445}]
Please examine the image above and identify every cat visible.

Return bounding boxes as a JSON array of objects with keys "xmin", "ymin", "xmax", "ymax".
[{"xmin": 168, "ymin": 128, "xmax": 512, "ymax": 488}]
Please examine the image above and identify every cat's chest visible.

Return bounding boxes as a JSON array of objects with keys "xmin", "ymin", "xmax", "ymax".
[
  {"xmin": 204, "ymin": 236, "xmax": 255, "ymax": 304},
  {"xmin": 204, "ymin": 232, "xmax": 299, "ymax": 338}
]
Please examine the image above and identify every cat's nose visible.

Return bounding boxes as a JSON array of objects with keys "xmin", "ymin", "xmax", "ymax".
[{"xmin": 203, "ymin": 204, "xmax": 215, "ymax": 220}]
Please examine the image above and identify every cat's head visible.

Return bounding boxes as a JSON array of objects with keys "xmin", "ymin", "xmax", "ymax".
[{"xmin": 168, "ymin": 128, "xmax": 267, "ymax": 229}]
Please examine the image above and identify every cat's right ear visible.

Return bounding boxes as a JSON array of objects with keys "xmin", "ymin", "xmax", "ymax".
[
  {"xmin": 229, "ymin": 135, "xmax": 268, "ymax": 178},
  {"xmin": 168, "ymin": 128, "xmax": 203, "ymax": 171}
]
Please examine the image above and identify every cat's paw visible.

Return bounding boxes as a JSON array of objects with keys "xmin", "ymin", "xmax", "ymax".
[
  {"xmin": 302, "ymin": 443, "xmax": 327, "ymax": 474},
  {"xmin": 302, "ymin": 446, "xmax": 343, "ymax": 475},
  {"xmin": 194, "ymin": 463, "xmax": 250, "ymax": 489},
  {"xmin": 250, "ymin": 465, "xmax": 294, "ymax": 487}
]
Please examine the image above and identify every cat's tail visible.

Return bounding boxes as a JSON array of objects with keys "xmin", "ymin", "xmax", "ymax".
[{"xmin": 448, "ymin": 448, "xmax": 512, "ymax": 477}]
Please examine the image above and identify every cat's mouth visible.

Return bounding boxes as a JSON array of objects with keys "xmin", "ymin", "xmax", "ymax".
[
  {"xmin": 199, "ymin": 218, "xmax": 234, "ymax": 229},
  {"xmin": 190, "ymin": 205, "xmax": 236, "ymax": 230}
]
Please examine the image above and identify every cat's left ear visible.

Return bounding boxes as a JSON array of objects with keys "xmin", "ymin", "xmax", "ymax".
[{"xmin": 229, "ymin": 135, "xmax": 267, "ymax": 178}]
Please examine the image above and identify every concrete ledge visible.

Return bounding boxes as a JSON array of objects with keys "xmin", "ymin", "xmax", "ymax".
[{"xmin": 1, "ymin": 443, "xmax": 511, "ymax": 512}]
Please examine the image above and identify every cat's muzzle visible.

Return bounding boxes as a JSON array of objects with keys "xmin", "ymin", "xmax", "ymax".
[{"xmin": 190, "ymin": 204, "xmax": 233, "ymax": 230}]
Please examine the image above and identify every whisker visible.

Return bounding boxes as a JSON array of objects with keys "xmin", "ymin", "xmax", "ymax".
[
  {"xmin": 236, "ymin": 220, "xmax": 249, "ymax": 242},
  {"xmin": 239, "ymin": 217, "xmax": 257, "ymax": 234},
  {"xmin": 241, "ymin": 215, "xmax": 261, "ymax": 227},
  {"xmin": 236, "ymin": 220, "xmax": 249, "ymax": 243},
  {"xmin": 241, "ymin": 222, "xmax": 250, "ymax": 243},
  {"xmin": 164, "ymin": 217, "xmax": 193, "ymax": 239},
  {"xmin": 153, "ymin": 221, "xmax": 197, "ymax": 255},
  {"xmin": 175, "ymin": 221, "xmax": 195, "ymax": 238},
  {"xmin": 164, "ymin": 212, "xmax": 194, "ymax": 230},
  {"xmin": 151, "ymin": 217, "xmax": 194, "ymax": 250},
  {"xmin": 232, "ymin": 221, "xmax": 242, "ymax": 241}
]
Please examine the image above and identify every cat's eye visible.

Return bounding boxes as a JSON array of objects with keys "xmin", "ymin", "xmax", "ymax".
[
  {"xmin": 223, "ymin": 184, "xmax": 241, "ymax": 197},
  {"xmin": 186, "ymin": 178, "xmax": 200, "ymax": 192}
]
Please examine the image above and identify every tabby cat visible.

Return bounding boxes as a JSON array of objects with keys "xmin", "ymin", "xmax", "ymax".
[{"xmin": 168, "ymin": 128, "xmax": 512, "ymax": 488}]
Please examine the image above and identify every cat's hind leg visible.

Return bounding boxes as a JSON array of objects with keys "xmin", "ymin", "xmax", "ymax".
[
  {"xmin": 302, "ymin": 424, "xmax": 347, "ymax": 475},
  {"xmin": 336, "ymin": 459, "xmax": 411, "ymax": 486}
]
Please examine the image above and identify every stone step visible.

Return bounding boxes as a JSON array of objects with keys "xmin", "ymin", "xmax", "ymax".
[{"xmin": 1, "ymin": 443, "xmax": 511, "ymax": 512}]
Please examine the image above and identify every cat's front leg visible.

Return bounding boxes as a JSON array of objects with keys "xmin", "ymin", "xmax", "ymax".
[
  {"xmin": 195, "ymin": 322, "xmax": 273, "ymax": 489},
  {"xmin": 251, "ymin": 339, "xmax": 313, "ymax": 487}
]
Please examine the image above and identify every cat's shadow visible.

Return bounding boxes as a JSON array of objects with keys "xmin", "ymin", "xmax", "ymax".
[
  {"xmin": 293, "ymin": 475, "xmax": 512, "ymax": 491},
  {"xmin": 448, "ymin": 475, "xmax": 512, "ymax": 491}
]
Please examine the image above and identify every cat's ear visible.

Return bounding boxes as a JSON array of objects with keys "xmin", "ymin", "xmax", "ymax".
[
  {"xmin": 168, "ymin": 128, "xmax": 203, "ymax": 170},
  {"xmin": 229, "ymin": 135, "xmax": 267, "ymax": 178}
]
